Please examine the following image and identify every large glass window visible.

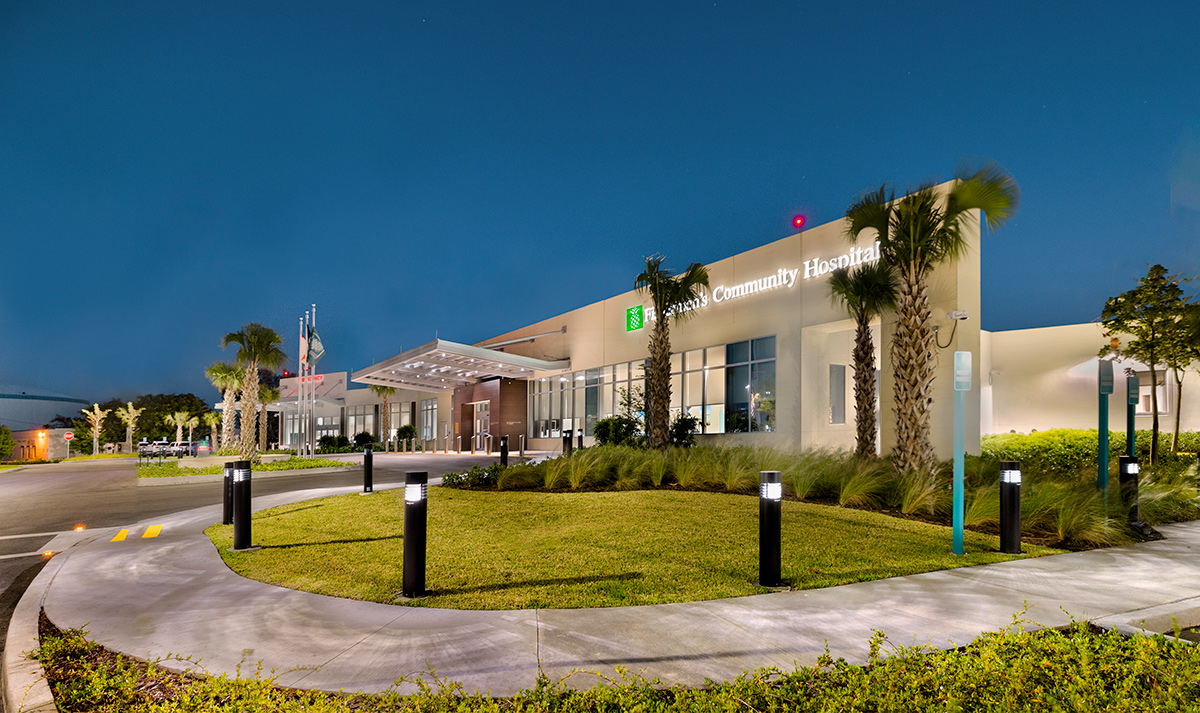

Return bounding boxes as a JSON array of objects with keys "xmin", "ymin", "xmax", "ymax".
[
  {"xmin": 527, "ymin": 335, "xmax": 777, "ymax": 439},
  {"xmin": 829, "ymin": 364, "xmax": 846, "ymax": 425},
  {"xmin": 346, "ymin": 405, "xmax": 375, "ymax": 439}
]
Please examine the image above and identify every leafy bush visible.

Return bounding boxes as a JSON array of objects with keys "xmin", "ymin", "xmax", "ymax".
[
  {"xmin": 668, "ymin": 412, "xmax": 701, "ymax": 447},
  {"xmin": 594, "ymin": 415, "xmax": 642, "ymax": 447},
  {"xmin": 982, "ymin": 428, "xmax": 1200, "ymax": 477},
  {"xmin": 352, "ymin": 431, "xmax": 374, "ymax": 447},
  {"xmin": 36, "ymin": 615, "xmax": 1200, "ymax": 712},
  {"xmin": 442, "ymin": 463, "xmax": 502, "ymax": 488},
  {"xmin": 395, "ymin": 424, "xmax": 418, "ymax": 442}
]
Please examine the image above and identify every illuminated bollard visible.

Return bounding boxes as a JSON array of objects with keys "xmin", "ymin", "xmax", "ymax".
[
  {"xmin": 759, "ymin": 470, "xmax": 783, "ymax": 587},
  {"xmin": 402, "ymin": 471, "xmax": 428, "ymax": 598},
  {"xmin": 1119, "ymin": 456, "xmax": 1140, "ymax": 523},
  {"xmin": 363, "ymin": 446, "xmax": 373, "ymax": 494},
  {"xmin": 231, "ymin": 460, "xmax": 254, "ymax": 551},
  {"xmin": 563, "ymin": 432, "xmax": 573, "ymax": 456},
  {"xmin": 577, "ymin": 429, "xmax": 583, "ymax": 450},
  {"xmin": 999, "ymin": 460, "xmax": 1022, "ymax": 554},
  {"xmin": 500, "ymin": 435, "xmax": 509, "ymax": 467},
  {"xmin": 222, "ymin": 462, "xmax": 234, "ymax": 525}
]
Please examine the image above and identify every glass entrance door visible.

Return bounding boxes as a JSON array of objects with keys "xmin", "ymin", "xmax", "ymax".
[{"xmin": 473, "ymin": 402, "xmax": 490, "ymax": 452}]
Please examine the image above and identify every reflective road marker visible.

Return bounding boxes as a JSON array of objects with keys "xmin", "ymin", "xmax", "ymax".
[
  {"xmin": 141, "ymin": 525, "xmax": 162, "ymax": 538},
  {"xmin": 110, "ymin": 529, "xmax": 128, "ymax": 542}
]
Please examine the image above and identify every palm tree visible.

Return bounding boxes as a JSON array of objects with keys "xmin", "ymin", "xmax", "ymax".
[
  {"xmin": 846, "ymin": 165, "xmax": 1018, "ymax": 473},
  {"xmin": 205, "ymin": 362, "xmax": 242, "ymax": 452},
  {"xmin": 81, "ymin": 403, "xmax": 111, "ymax": 459},
  {"xmin": 635, "ymin": 255, "xmax": 710, "ymax": 449},
  {"xmin": 223, "ymin": 323, "xmax": 287, "ymax": 461},
  {"xmin": 186, "ymin": 414, "xmax": 200, "ymax": 444},
  {"xmin": 113, "ymin": 401, "xmax": 145, "ymax": 454},
  {"xmin": 829, "ymin": 261, "xmax": 899, "ymax": 458},
  {"xmin": 370, "ymin": 385, "xmax": 397, "ymax": 450},
  {"xmin": 201, "ymin": 410, "xmax": 222, "ymax": 449},
  {"xmin": 257, "ymin": 385, "xmax": 280, "ymax": 452},
  {"xmin": 163, "ymin": 411, "xmax": 191, "ymax": 443}
]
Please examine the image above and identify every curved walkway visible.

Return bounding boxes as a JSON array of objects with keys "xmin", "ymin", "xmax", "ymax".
[{"xmin": 10, "ymin": 484, "xmax": 1200, "ymax": 701}]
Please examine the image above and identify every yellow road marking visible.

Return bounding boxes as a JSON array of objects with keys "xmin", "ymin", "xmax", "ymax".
[
  {"xmin": 142, "ymin": 525, "xmax": 162, "ymax": 539},
  {"xmin": 110, "ymin": 529, "xmax": 128, "ymax": 542}
]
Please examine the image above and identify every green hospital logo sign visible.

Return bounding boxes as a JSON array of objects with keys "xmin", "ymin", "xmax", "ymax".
[{"xmin": 626, "ymin": 305, "xmax": 644, "ymax": 331}]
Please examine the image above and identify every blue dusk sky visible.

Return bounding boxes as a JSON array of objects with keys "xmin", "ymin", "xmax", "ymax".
[{"xmin": 2, "ymin": 1, "xmax": 1198, "ymax": 404}]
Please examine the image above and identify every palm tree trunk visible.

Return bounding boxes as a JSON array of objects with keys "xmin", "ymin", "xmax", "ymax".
[
  {"xmin": 852, "ymin": 314, "xmax": 877, "ymax": 458},
  {"xmin": 239, "ymin": 362, "xmax": 259, "ymax": 461},
  {"xmin": 891, "ymin": 265, "xmax": 936, "ymax": 473},
  {"xmin": 647, "ymin": 320, "xmax": 671, "ymax": 449},
  {"xmin": 380, "ymin": 394, "xmax": 391, "ymax": 451},
  {"xmin": 258, "ymin": 405, "xmax": 268, "ymax": 452},
  {"xmin": 221, "ymin": 389, "xmax": 237, "ymax": 451}
]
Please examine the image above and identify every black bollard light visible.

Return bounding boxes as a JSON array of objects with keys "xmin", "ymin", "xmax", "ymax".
[
  {"xmin": 230, "ymin": 460, "xmax": 254, "ymax": 551},
  {"xmin": 402, "ymin": 471, "xmax": 428, "ymax": 598},
  {"xmin": 500, "ymin": 435, "xmax": 509, "ymax": 467},
  {"xmin": 222, "ymin": 462, "xmax": 234, "ymax": 525},
  {"xmin": 999, "ymin": 460, "xmax": 1022, "ymax": 554},
  {"xmin": 363, "ymin": 446, "xmax": 373, "ymax": 494},
  {"xmin": 563, "ymin": 432, "xmax": 573, "ymax": 456},
  {"xmin": 577, "ymin": 429, "xmax": 584, "ymax": 450},
  {"xmin": 1119, "ymin": 456, "xmax": 1140, "ymax": 523},
  {"xmin": 758, "ymin": 470, "xmax": 783, "ymax": 587}
]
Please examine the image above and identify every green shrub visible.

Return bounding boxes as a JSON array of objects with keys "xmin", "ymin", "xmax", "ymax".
[
  {"xmin": 352, "ymin": 431, "xmax": 374, "ymax": 447},
  {"xmin": 442, "ymin": 463, "xmax": 502, "ymax": 488},
  {"xmin": 593, "ymin": 415, "xmax": 643, "ymax": 447},
  {"xmin": 668, "ymin": 412, "xmax": 701, "ymax": 447}
]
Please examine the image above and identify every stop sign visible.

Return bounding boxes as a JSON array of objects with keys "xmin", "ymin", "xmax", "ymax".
[{"xmin": 64, "ymin": 431, "xmax": 74, "ymax": 441}]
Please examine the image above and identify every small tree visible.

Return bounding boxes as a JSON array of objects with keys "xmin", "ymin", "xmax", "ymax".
[
  {"xmin": 369, "ymin": 385, "xmax": 396, "ymax": 450},
  {"xmin": 829, "ymin": 261, "xmax": 898, "ymax": 458},
  {"xmin": 201, "ymin": 411, "xmax": 222, "ymax": 447},
  {"xmin": 1161, "ymin": 302, "xmax": 1200, "ymax": 451},
  {"xmin": 1100, "ymin": 264, "xmax": 1192, "ymax": 464},
  {"xmin": 81, "ymin": 404, "xmax": 111, "ymax": 459},
  {"xmin": 114, "ymin": 402, "xmax": 146, "ymax": 454},
  {"xmin": 635, "ymin": 255, "xmax": 710, "ymax": 449},
  {"xmin": 163, "ymin": 411, "xmax": 191, "ymax": 443},
  {"xmin": 0, "ymin": 425, "xmax": 14, "ymax": 460}
]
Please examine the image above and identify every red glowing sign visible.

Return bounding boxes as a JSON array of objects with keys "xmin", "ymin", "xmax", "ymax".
[{"xmin": 793, "ymin": 215, "xmax": 806, "ymax": 230}]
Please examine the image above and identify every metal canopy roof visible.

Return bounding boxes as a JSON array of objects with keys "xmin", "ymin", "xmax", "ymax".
[{"xmin": 351, "ymin": 339, "xmax": 570, "ymax": 393}]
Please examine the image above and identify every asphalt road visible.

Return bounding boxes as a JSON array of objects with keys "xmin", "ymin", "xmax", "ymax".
[{"xmin": 0, "ymin": 451, "xmax": 499, "ymax": 705}]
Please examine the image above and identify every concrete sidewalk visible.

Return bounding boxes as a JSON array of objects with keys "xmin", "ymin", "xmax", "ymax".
[{"xmin": 9, "ymin": 485, "xmax": 1200, "ymax": 704}]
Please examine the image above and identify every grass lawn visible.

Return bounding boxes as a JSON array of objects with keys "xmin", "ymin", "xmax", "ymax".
[{"xmin": 206, "ymin": 488, "xmax": 1064, "ymax": 610}]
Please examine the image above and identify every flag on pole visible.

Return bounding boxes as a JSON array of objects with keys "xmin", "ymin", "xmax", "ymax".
[
  {"xmin": 308, "ymin": 330, "xmax": 325, "ymax": 363},
  {"xmin": 299, "ymin": 326, "xmax": 308, "ymax": 367}
]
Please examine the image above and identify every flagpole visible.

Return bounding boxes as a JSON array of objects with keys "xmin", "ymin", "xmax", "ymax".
[
  {"xmin": 311, "ymin": 303, "xmax": 317, "ymax": 458},
  {"xmin": 304, "ymin": 311, "xmax": 311, "ymax": 457},
  {"xmin": 299, "ymin": 315, "xmax": 306, "ymax": 456}
]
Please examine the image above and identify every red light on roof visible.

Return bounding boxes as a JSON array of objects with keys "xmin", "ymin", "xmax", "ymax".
[{"xmin": 793, "ymin": 215, "xmax": 806, "ymax": 230}]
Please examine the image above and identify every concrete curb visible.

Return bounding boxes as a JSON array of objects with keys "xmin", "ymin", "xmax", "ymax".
[
  {"xmin": 137, "ymin": 465, "xmax": 359, "ymax": 486},
  {"xmin": 1, "ymin": 534, "xmax": 85, "ymax": 713}
]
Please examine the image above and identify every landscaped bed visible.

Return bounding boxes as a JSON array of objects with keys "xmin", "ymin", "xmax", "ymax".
[
  {"xmin": 205, "ymin": 488, "xmax": 1062, "ymax": 610},
  {"xmin": 138, "ymin": 457, "xmax": 349, "ymax": 477},
  {"xmin": 35, "ymin": 611, "xmax": 1200, "ymax": 712}
]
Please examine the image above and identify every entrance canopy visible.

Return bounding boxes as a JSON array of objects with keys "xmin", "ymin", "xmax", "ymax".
[{"xmin": 352, "ymin": 339, "xmax": 569, "ymax": 393}]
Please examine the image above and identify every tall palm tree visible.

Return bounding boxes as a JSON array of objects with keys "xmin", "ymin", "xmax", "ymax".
[
  {"xmin": 370, "ymin": 385, "xmax": 397, "ymax": 450},
  {"xmin": 846, "ymin": 165, "xmax": 1018, "ymax": 473},
  {"xmin": 81, "ymin": 403, "xmax": 111, "ymax": 459},
  {"xmin": 205, "ymin": 361, "xmax": 242, "ymax": 452},
  {"xmin": 201, "ymin": 410, "xmax": 222, "ymax": 449},
  {"xmin": 223, "ymin": 323, "xmax": 287, "ymax": 461},
  {"xmin": 829, "ymin": 261, "xmax": 899, "ymax": 459},
  {"xmin": 163, "ymin": 411, "xmax": 191, "ymax": 443},
  {"xmin": 635, "ymin": 255, "xmax": 710, "ymax": 449},
  {"xmin": 258, "ymin": 385, "xmax": 280, "ymax": 452},
  {"xmin": 114, "ymin": 401, "xmax": 145, "ymax": 454},
  {"xmin": 186, "ymin": 414, "xmax": 200, "ymax": 444}
]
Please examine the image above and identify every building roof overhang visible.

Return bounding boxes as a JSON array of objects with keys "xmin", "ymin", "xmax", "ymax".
[{"xmin": 352, "ymin": 339, "xmax": 570, "ymax": 393}]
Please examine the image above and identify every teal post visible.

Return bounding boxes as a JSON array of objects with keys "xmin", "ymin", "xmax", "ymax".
[
  {"xmin": 1126, "ymin": 374, "xmax": 1138, "ymax": 458},
  {"xmin": 952, "ymin": 351, "xmax": 971, "ymax": 556},
  {"xmin": 1098, "ymin": 361, "xmax": 1114, "ymax": 501}
]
